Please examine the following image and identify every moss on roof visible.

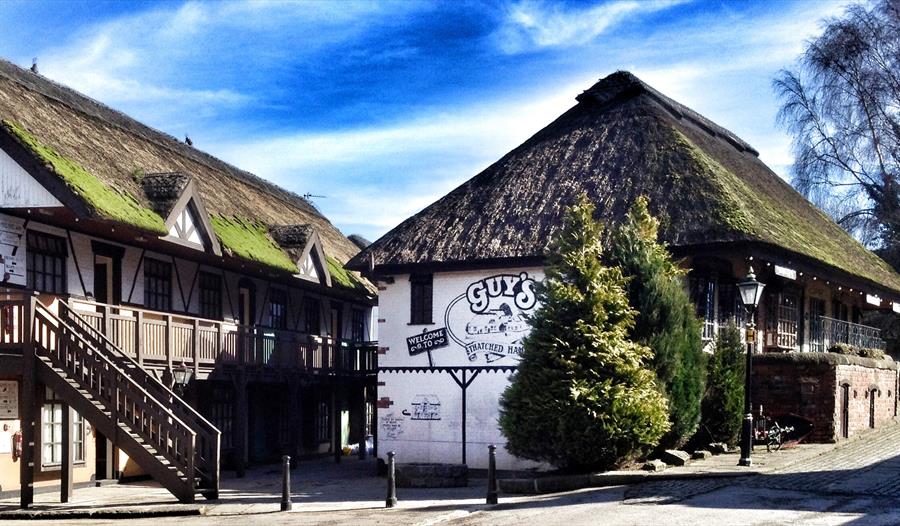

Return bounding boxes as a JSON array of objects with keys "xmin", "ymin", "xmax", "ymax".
[
  {"xmin": 672, "ymin": 129, "xmax": 900, "ymax": 291},
  {"xmin": 3, "ymin": 119, "xmax": 167, "ymax": 234},
  {"xmin": 210, "ymin": 214, "xmax": 296, "ymax": 273},
  {"xmin": 326, "ymin": 255, "xmax": 370, "ymax": 292}
]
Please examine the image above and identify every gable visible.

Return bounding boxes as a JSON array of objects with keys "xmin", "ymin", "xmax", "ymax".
[
  {"xmin": 161, "ymin": 178, "xmax": 222, "ymax": 256},
  {"xmin": 295, "ymin": 232, "xmax": 332, "ymax": 287},
  {"xmin": 0, "ymin": 145, "xmax": 62, "ymax": 208}
]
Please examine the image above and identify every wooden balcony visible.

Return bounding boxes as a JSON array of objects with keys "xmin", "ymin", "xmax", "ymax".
[{"xmin": 0, "ymin": 295, "xmax": 377, "ymax": 376}]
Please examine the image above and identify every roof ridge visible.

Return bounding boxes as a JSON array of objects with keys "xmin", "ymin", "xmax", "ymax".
[
  {"xmin": 577, "ymin": 70, "xmax": 759, "ymax": 156},
  {"xmin": 0, "ymin": 57, "xmax": 325, "ymax": 225}
]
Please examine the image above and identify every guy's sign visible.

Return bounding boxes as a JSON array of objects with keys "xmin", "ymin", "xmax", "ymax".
[{"xmin": 445, "ymin": 272, "xmax": 539, "ymax": 364}]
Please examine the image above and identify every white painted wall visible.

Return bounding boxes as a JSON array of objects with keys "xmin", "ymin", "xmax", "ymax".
[
  {"xmin": 377, "ymin": 267, "xmax": 546, "ymax": 470},
  {"xmin": 0, "ymin": 149, "xmax": 61, "ymax": 208}
]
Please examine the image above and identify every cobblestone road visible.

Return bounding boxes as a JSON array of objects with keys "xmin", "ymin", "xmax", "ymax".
[{"xmin": 624, "ymin": 420, "xmax": 900, "ymax": 509}]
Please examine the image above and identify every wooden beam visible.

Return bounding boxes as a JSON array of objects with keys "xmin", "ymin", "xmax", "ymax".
[
  {"xmin": 19, "ymin": 297, "xmax": 35, "ymax": 509},
  {"xmin": 60, "ymin": 404, "xmax": 73, "ymax": 503}
]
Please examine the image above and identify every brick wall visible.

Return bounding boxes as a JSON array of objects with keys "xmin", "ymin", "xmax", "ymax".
[{"xmin": 752, "ymin": 353, "xmax": 897, "ymax": 443}]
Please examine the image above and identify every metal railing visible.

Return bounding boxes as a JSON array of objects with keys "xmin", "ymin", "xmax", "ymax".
[{"xmin": 810, "ymin": 315, "xmax": 885, "ymax": 351}]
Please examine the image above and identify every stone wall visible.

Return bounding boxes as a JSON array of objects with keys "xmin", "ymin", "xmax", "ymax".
[{"xmin": 752, "ymin": 353, "xmax": 897, "ymax": 442}]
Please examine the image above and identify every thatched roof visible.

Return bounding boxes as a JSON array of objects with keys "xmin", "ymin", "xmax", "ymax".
[
  {"xmin": 349, "ymin": 71, "xmax": 900, "ymax": 294},
  {"xmin": 141, "ymin": 172, "xmax": 192, "ymax": 217},
  {"xmin": 0, "ymin": 58, "xmax": 363, "ymax": 269}
]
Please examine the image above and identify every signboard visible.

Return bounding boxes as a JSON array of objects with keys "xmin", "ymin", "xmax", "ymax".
[
  {"xmin": 0, "ymin": 381, "xmax": 18, "ymax": 419},
  {"xmin": 774, "ymin": 265, "xmax": 797, "ymax": 280},
  {"xmin": 445, "ymin": 272, "xmax": 538, "ymax": 364},
  {"xmin": 0, "ymin": 216, "xmax": 25, "ymax": 287},
  {"xmin": 406, "ymin": 327, "xmax": 449, "ymax": 355}
]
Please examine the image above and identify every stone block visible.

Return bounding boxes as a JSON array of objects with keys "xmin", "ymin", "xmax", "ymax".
[
  {"xmin": 396, "ymin": 463, "xmax": 468, "ymax": 488},
  {"xmin": 658, "ymin": 449, "xmax": 691, "ymax": 466},
  {"xmin": 691, "ymin": 450, "xmax": 712, "ymax": 460},
  {"xmin": 642, "ymin": 459, "xmax": 667, "ymax": 472},
  {"xmin": 708, "ymin": 443, "xmax": 729, "ymax": 455}
]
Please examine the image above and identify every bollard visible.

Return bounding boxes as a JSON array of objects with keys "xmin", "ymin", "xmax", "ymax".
[
  {"xmin": 358, "ymin": 434, "xmax": 369, "ymax": 460},
  {"xmin": 281, "ymin": 455, "xmax": 292, "ymax": 511},
  {"xmin": 486, "ymin": 444, "xmax": 498, "ymax": 505},
  {"xmin": 385, "ymin": 451, "xmax": 397, "ymax": 508}
]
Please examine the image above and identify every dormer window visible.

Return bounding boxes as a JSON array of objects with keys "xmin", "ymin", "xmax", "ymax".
[
  {"xmin": 141, "ymin": 173, "xmax": 221, "ymax": 255},
  {"xmin": 269, "ymin": 224, "xmax": 332, "ymax": 287}
]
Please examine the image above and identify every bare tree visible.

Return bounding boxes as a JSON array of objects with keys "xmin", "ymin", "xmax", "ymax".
[{"xmin": 775, "ymin": 0, "xmax": 900, "ymax": 248}]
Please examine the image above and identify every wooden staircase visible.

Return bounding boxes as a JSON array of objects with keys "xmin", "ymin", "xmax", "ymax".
[{"xmin": 30, "ymin": 299, "xmax": 220, "ymax": 503}]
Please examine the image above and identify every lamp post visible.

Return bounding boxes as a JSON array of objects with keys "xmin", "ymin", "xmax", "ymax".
[
  {"xmin": 737, "ymin": 267, "xmax": 765, "ymax": 467},
  {"xmin": 172, "ymin": 361, "xmax": 193, "ymax": 397}
]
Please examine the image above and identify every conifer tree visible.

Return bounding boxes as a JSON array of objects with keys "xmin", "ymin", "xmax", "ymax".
[
  {"xmin": 701, "ymin": 323, "xmax": 745, "ymax": 446},
  {"xmin": 607, "ymin": 197, "xmax": 705, "ymax": 447},
  {"xmin": 499, "ymin": 195, "xmax": 669, "ymax": 472}
]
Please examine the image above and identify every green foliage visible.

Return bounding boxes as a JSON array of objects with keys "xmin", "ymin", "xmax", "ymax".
[
  {"xmin": 326, "ymin": 255, "xmax": 370, "ymax": 292},
  {"xmin": 3, "ymin": 120, "xmax": 166, "ymax": 234},
  {"xmin": 607, "ymin": 196, "xmax": 705, "ymax": 447},
  {"xmin": 209, "ymin": 214, "xmax": 297, "ymax": 273},
  {"xmin": 499, "ymin": 195, "xmax": 669, "ymax": 472},
  {"xmin": 701, "ymin": 323, "xmax": 745, "ymax": 446}
]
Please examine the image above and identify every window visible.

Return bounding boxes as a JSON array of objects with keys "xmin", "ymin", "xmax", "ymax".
[
  {"xmin": 268, "ymin": 289, "xmax": 287, "ymax": 329},
  {"xmin": 198, "ymin": 271, "xmax": 222, "ymax": 320},
  {"xmin": 409, "ymin": 273, "xmax": 433, "ymax": 324},
  {"xmin": 689, "ymin": 276, "xmax": 716, "ymax": 340},
  {"xmin": 209, "ymin": 387, "xmax": 233, "ymax": 450},
  {"xmin": 717, "ymin": 282, "xmax": 745, "ymax": 327},
  {"xmin": 351, "ymin": 309, "xmax": 366, "ymax": 342},
  {"xmin": 27, "ymin": 230, "xmax": 67, "ymax": 294},
  {"xmin": 144, "ymin": 258, "xmax": 172, "ymax": 311},
  {"xmin": 767, "ymin": 291, "xmax": 799, "ymax": 349},
  {"xmin": 316, "ymin": 401, "xmax": 330, "ymax": 442},
  {"xmin": 304, "ymin": 297, "xmax": 320, "ymax": 335},
  {"xmin": 42, "ymin": 388, "xmax": 83, "ymax": 465}
]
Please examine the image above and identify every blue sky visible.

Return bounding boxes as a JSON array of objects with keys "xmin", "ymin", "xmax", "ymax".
[{"xmin": 0, "ymin": 0, "xmax": 846, "ymax": 241}]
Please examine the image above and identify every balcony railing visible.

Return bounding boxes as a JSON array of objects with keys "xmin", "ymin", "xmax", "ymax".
[
  {"xmin": 810, "ymin": 315, "xmax": 885, "ymax": 352},
  {"xmin": 0, "ymin": 294, "xmax": 376, "ymax": 374}
]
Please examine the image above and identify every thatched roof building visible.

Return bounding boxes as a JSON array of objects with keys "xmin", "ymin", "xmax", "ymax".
[
  {"xmin": 0, "ymin": 58, "xmax": 372, "ymax": 295},
  {"xmin": 348, "ymin": 71, "xmax": 900, "ymax": 297}
]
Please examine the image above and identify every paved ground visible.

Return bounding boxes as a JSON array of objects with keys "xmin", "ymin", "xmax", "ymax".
[{"xmin": 4, "ymin": 422, "xmax": 900, "ymax": 524}]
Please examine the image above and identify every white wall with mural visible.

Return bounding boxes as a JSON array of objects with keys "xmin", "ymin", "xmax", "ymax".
[{"xmin": 377, "ymin": 267, "xmax": 546, "ymax": 470}]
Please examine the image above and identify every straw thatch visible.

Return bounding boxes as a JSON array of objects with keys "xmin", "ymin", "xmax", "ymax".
[
  {"xmin": 348, "ymin": 71, "xmax": 900, "ymax": 294},
  {"xmin": 0, "ymin": 58, "xmax": 361, "ymax": 266}
]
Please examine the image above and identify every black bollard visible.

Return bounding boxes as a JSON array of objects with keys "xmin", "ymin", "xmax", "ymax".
[
  {"xmin": 281, "ymin": 455, "xmax": 292, "ymax": 511},
  {"xmin": 486, "ymin": 444, "xmax": 498, "ymax": 505},
  {"xmin": 386, "ymin": 451, "xmax": 397, "ymax": 508},
  {"xmin": 358, "ymin": 434, "xmax": 369, "ymax": 460}
]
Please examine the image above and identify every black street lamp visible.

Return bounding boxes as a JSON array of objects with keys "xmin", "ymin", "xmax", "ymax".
[
  {"xmin": 737, "ymin": 267, "xmax": 765, "ymax": 467},
  {"xmin": 172, "ymin": 361, "xmax": 193, "ymax": 397}
]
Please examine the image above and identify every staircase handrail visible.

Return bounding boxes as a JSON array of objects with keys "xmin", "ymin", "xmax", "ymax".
[
  {"xmin": 34, "ymin": 302, "xmax": 197, "ymax": 433},
  {"xmin": 59, "ymin": 301, "xmax": 219, "ymax": 488},
  {"xmin": 34, "ymin": 302, "xmax": 197, "ymax": 480},
  {"xmin": 60, "ymin": 301, "xmax": 220, "ymax": 435}
]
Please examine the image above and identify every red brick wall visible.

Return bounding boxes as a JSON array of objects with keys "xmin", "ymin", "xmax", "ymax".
[{"xmin": 751, "ymin": 353, "xmax": 897, "ymax": 443}]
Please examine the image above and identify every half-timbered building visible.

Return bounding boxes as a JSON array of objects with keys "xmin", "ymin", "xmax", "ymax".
[
  {"xmin": 349, "ymin": 71, "xmax": 900, "ymax": 470},
  {"xmin": 0, "ymin": 59, "xmax": 377, "ymax": 505}
]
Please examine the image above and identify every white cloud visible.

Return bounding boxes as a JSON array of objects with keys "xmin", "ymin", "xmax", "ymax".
[
  {"xmin": 496, "ymin": 0, "xmax": 686, "ymax": 54},
  {"xmin": 204, "ymin": 76, "xmax": 592, "ymax": 239}
]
